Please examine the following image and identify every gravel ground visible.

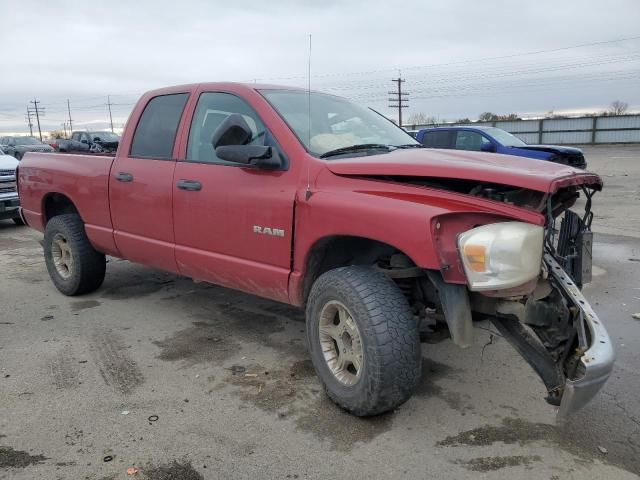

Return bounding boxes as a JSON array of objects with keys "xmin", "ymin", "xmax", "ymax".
[{"xmin": 0, "ymin": 145, "xmax": 638, "ymax": 479}]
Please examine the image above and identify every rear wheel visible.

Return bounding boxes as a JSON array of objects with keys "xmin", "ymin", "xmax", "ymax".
[
  {"xmin": 43, "ymin": 214, "xmax": 106, "ymax": 295},
  {"xmin": 306, "ymin": 266, "xmax": 422, "ymax": 416}
]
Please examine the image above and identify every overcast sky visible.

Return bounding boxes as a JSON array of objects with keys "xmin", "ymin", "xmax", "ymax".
[{"xmin": 1, "ymin": 0, "xmax": 639, "ymax": 134}]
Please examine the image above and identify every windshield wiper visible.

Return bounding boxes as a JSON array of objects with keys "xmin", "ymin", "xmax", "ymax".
[
  {"xmin": 393, "ymin": 144, "xmax": 424, "ymax": 148},
  {"xmin": 319, "ymin": 143, "xmax": 395, "ymax": 159}
]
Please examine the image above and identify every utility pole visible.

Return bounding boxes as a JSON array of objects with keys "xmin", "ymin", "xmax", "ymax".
[
  {"xmin": 61, "ymin": 122, "xmax": 68, "ymax": 137},
  {"xmin": 24, "ymin": 109, "xmax": 35, "ymax": 136},
  {"xmin": 106, "ymin": 95, "xmax": 114, "ymax": 133},
  {"xmin": 29, "ymin": 99, "xmax": 43, "ymax": 141},
  {"xmin": 388, "ymin": 74, "xmax": 409, "ymax": 127},
  {"xmin": 67, "ymin": 99, "xmax": 73, "ymax": 132}
]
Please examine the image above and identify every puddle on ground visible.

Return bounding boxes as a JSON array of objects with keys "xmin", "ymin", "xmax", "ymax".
[
  {"xmin": 102, "ymin": 277, "xmax": 174, "ymax": 300},
  {"xmin": 0, "ymin": 446, "xmax": 47, "ymax": 468},
  {"xmin": 70, "ymin": 299, "xmax": 101, "ymax": 311},
  {"xmin": 456, "ymin": 455, "xmax": 542, "ymax": 472},
  {"xmin": 414, "ymin": 358, "xmax": 473, "ymax": 414},
  {"xmin": 153, "ymin": 324, "xmax": 240, "ymax": 366},
  {"xmin": 142, "ymin": 459, "xmax": 203, "ymax": 480},
  {"xmin": 437, "ymin": 417, "xmax": 638, "ymax": 475}
]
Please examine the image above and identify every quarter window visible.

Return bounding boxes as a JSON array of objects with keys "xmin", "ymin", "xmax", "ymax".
[{"xmin": 130, "ymin": 93, "xmax": 188, "ymax": 159}]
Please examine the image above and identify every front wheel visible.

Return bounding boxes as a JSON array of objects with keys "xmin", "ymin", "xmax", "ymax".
[
  {"xmin": 43, "ymin": 214, "xmax": 106, "ymax": 295},
  {"xmin": 306, "ymin": 266, "xmax": 422, "ymax": 416}
]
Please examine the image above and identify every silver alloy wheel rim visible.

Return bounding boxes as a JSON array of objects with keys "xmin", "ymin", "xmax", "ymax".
[
  {"xmin": 318, "ymin": 301, "xmax": 363, "ymax": 386},
  {"xmin": 51, "ymin": 233, "xmax": 73, "ymax": 279}
]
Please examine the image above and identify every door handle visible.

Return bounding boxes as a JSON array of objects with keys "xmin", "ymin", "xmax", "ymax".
[
  {"xmin": 176, "ymin": 179, "xmax": 202, "ymax": 191},
  {"xmin": 115, "ymin": 172, "xmax": 133, "ymax": 182}
]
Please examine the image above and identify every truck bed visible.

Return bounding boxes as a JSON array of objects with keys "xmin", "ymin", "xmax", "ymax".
[{"xmin": 18, "ymin": 152, "xmax": 116, "ymax": 249}]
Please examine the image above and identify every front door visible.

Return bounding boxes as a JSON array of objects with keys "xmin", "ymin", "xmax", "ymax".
[
  {"xmin": 109, "ymin": 92, "xmax": 189, "ymax": 273},
  {"xmin": 172, "ymin": 91, "xmax": 296, "ymax": 303}
]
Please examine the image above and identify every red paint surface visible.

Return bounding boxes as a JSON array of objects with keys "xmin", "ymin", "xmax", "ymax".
[{"xmin": 18, "ymin": 82, "xmax": 603, "ymax": 306}]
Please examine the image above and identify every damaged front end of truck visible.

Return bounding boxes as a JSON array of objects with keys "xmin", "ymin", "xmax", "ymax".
[{"xmin": 375, "ymin": 174, "xmax": 614, "ymax": 417}]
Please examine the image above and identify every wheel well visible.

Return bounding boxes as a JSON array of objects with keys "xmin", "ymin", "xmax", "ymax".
[
  {"xmin": 43, "ymin": 193, "xmax": 79, "ymax": 224},
  {"xmin": 301, "ymin": 236, "xmax": 415, "ymax": 305}
]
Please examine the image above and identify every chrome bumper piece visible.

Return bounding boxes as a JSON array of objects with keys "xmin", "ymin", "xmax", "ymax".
[{"xmin": 545, "ymin": 254, "xmax": 615, "ymax": 417}]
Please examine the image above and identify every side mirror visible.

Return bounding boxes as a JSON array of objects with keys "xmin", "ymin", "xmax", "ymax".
[
  {"xmin": 212, "ymin": 114, "xmax": 281, "ymax": 169},
  {"xmin": 93, "ymin": 137, "xmax": 101, "ymax": 142},
  {"xmin": 480, "ymin": 142, "xmax": 495, "ymax": 153},
  {"xmin": 212, "ymin": 113, "xmax": 253, "ymax": 149}
]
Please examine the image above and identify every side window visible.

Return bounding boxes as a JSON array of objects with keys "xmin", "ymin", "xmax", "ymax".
[
  {"xmin": 71, "ymin": 133, "xmax": 79, "ymax": 141},
  {"xmin": 186, "ymin": 92, "xmax": 267, "ymax": 165},
  {"xmin": 130, "ymin": 93, "xmax": 189, "ymax": 159},
  {"xmin": 421, "ymin": 131, "xmax": 454, "ymax": 148},
  {"xmin": 455, "ymin": 131, "xmax": 486, "ymax": 151}
]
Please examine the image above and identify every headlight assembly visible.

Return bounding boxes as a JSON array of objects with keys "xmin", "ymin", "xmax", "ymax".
[{"xmin": 457, "ymin": 222, "xmax": 543, "ymax": 291}]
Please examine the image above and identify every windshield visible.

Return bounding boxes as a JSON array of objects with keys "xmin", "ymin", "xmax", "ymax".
[
  {"xmin": 485, "ymin": 127, "xmax": 526, "ymax": 147},
  {"xmin": 261, "ymin": 90, "xmax": 419, "ymax": 157},
  {"xmin": 90, "ymin": 131, "xmax": 119, "ymax": 141},
  {"xmin": 15, "ymin": 136, "xmax": 42, "ymax": 145}
]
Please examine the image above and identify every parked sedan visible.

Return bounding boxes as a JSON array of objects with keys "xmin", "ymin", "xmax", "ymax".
[
  {"xmin": 0, "ymin": 136, "xmax": 54, "ymax": 160},
  {"xmin": 416, "ymin": 126, "xmax": 587, "ymax": 169}
]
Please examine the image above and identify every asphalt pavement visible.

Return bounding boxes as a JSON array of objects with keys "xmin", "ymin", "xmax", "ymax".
[{"xmin": 0, "ymin": 145, "xmax": 638, "ymax": 479}]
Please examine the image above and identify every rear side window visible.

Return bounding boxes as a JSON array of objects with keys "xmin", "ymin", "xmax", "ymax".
[
  {"xmin": 130, "ymin": 93, "xmax": 188, "ymax": 159},
  {"xmin": 421, "ymin": 131, "xmax": 454, "ymax": 148}
]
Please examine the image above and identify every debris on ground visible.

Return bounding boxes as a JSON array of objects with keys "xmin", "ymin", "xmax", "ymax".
[
  {"xmin": 632, "ymin": 313, "xmax": 640, "ymax": 320},
  {"xmin": 148, "ymin": 415, "xmax": 159, "ymax": 423},
  {"xmin": 127, "ymin": 466, "xmax": 139, "ymax": 475},
  {"xmin": 121, "ymin": 410, "xmax": 130, "ymax": 415},
  {"xmin": 598, "ymin": 446, "xmax": 608, "ymax": 454},
  {"xmin": 230, "ymin": 365, "xmax": 246, "ymax": 375},
  {"xmin": 40, "ymin": 315, "xmax": 54, "ymax": 321}
]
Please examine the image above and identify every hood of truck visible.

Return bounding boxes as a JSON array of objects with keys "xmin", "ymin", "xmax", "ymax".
[{"xmin": 325, "ymin": 148, "xmax": 601, "ymax": 193}]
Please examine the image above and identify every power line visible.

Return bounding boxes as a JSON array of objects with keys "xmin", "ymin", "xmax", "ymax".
[
  {"xmin": 24, "ymin": 109, "xmax": 34, "ymax": 136},
  {"xmin": 67, "ymin": 99, "xmax": 73, "ymax": 132},
  {"xmin": 29, "ymin": 100, "xmax": 44, "ymax": 141},
  {"xmin": 106, "ymin": 95, "xmax": 114, "ymax": 133},
  {"xmin": 389, "ymin": 74, "xmax": 408, "ymax": 126}
]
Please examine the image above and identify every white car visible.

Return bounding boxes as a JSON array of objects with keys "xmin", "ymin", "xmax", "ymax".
[{"xmin": 0, "ymin": 148, "xmax": 23, "ymax": 224}]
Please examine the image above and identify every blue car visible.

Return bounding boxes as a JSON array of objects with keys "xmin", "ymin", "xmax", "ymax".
[{"xmin": 415, "ymin": 126, "xmax": 587, "ymax": 169}]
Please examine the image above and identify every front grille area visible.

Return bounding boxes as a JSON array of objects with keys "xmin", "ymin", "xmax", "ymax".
[
  {"xmin": 0, "ymin": 185, "xmax": 17, "ymax": 194},
  {"xmin": 0, "ymin": 169, "xmax": 15, "ymax": 176}
]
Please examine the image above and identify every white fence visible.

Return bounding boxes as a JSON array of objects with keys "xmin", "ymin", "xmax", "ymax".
[{"xmin": 406, "ymin": 114, "xmax": 640, "ymax": 145}]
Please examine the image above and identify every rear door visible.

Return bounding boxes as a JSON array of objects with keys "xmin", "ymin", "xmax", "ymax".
[
  {"xmin": 109, "ymin": 92, "xmax": 189, "ymax": 272},
  {"xmin": 420, "ymin": 130, "xmax": 455, "ymax": 149},
  {"xmin": 172, "ymin": 89, "xmax": 296, "ymax": 303}
]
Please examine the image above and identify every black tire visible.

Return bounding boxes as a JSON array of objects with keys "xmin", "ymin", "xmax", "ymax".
[
  {"xmin": 306, "ymin": 266, "xmax": 422, "ymax": 416},
  {"xmin": 12, "ymin": 216, "xmax": 25, "ymax": 226},
  {"xmin": 43, "ymin": 214, "xmax": 106, "ymax": 296}
]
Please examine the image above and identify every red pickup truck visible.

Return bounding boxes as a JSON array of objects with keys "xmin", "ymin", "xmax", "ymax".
[{"xmin": 18, "ymin": 83, "xmax": 613, "ymax": 417}]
